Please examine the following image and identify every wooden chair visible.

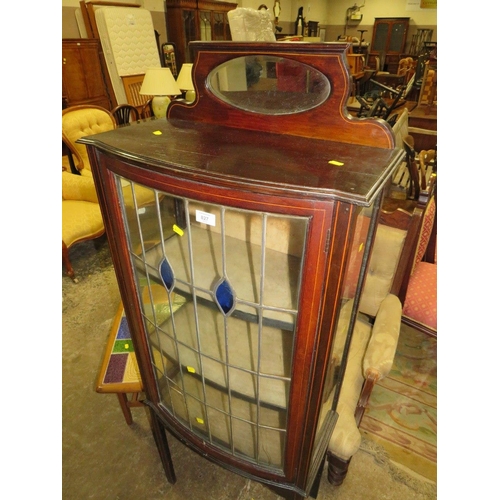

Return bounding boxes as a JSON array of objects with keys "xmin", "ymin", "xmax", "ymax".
[
  {"xmin": 417, "ymin": 62, "xmax": 437, "ymax": 109},
  {"xmin": 385, "ymin": 173, "xmax": 437, "ymax": 337},
  {"xmin": 401, "ymin": 188, "xmax": 437, "ymax": 337},
  {"xmin": 418, "ymin": 148, "xmax": 436, "ymax": 193},
  {"xmin": 122, "ymin": 73, "xmax": 152, "ymax": 109},
  {"xmin": 402, "ymin": 261, "xmax": 437, "ymax": 336},
  {"xmin": 138, "ymin": 98, "xmax": 154, "ymax": 119},
  {"xmin": 384, "ymin": 112, "xmax": 437, "ymax": 321},
  {"xmin": 395, "ymin": 135, "xmax": 421, "ymax": 200},
  {"xmin": 397, "ymin": 57, "xmax": 416, "ymax": 84},
  {"xmin": 389, "ymin": 111, "xmax": 420, "ymax": 201},
  {"xmin": 405, "ymin": 141, "xmax": 437, "ymax": 269},
  {"xmin": 391, "ymin": 129, "xmax": 436, "ymax": 204},
  {"xmin": 111, "ymin": 104, "xmax": 141, "ymax": 126}
]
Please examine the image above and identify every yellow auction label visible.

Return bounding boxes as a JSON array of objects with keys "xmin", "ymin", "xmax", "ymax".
[{"xmin": 173, "ymin": 224, "xmax": 184, "ymax": 236}]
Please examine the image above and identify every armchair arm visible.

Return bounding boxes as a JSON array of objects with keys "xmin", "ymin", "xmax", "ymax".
[
  {"xmin": 62, "ymin": 171, "xmax": 99, "ymax": 204},
  {"xmin": 362, "ymin": 293, "xmax": 401, "ymax": 381},
  {"xmin": 354, "ymin": 294, "xmax": 401, "ymax": 426},
  {"xmin": 62, "ymin": 132, "xmax": 85, "ymax": 173},
  {"xmin": 355, "ymin": 372, "xmax": 377, "ymax": 427}
]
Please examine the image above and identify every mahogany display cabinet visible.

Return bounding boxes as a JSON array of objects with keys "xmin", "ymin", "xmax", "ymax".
[
  {"xmin": 165, "ymin": 0, "xmax": 237, "ymax": 65},
  {"xmin": 80, "ymin": 41, "xmax": 404, "ymax": 499},
  {"xmin": 367, "ymin": 17, "xmax": 410, "ymax": 73}
]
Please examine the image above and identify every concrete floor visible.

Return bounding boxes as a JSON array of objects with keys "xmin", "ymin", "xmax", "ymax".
[{"xmin": 62, "ymin": 240, "xmax": 436, "ymax": 500}]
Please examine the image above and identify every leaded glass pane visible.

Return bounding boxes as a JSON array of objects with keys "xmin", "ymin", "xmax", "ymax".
[{"xmin": 117, "ymin": 177, "xmax": 309, "ymax": 472}]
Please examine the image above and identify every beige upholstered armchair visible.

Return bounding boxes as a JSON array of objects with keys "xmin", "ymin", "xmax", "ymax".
[{"xmin": 326, "ymin": 207, "xmax": 418, "ymax": 485}]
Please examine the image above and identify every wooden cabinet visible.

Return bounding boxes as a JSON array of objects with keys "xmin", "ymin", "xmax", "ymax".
[
  {"xmin": 62, "ymin": 38, "xmax": 112, "ymax": 110},
  {"xmin": 368, "ymin": 18, "xmax": 410, "ymax": 73},
  {"xmin": 165, "ymin": 0, "xmax": 236, "ymax": 65},
  {"xmin": 80, "ymin": 42, "xmax": 403, "ymax": 499}
]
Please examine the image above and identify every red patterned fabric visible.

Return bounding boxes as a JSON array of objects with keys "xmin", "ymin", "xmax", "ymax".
[
  {"xmin": 414, "ymin": 197, "xmax": 436, "ymax": 268},
  {"xmin": 403, "ymin": 262, "xmax": 437, "ymax": 331}
]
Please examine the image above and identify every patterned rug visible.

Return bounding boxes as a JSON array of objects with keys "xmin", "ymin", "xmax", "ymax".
[{"xmin": 360, "ymin": 323, "xmax": 437, "ymax": 481}]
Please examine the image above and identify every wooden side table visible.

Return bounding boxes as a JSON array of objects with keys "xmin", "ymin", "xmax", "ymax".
[
  {"xmin": 96, "ymin": 303, "xmax": 144, "ymax": 425},
  {"xmin": 96, "ymin": 287, "xmax": 187, "ymax": 424}
]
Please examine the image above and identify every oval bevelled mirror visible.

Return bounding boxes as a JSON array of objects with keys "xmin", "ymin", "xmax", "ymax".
[{"xmin": 207, "ymin": 55, "xmax": 331, "ymax": 115}]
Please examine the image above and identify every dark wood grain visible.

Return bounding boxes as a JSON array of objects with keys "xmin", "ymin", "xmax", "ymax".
[
  {"xmin": 168, "ymin": 41, "xmax": 396, "ymax": 148},
  {"xmin": 80, "ymin": 41, "xmax": 405, "ymax": 500}
]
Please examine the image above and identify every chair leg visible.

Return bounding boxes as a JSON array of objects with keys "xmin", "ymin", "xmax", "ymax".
[
  {"xmin": 62, "ymin": 241, "xmax": 77, "ymax": 283},
  {"xmin": 326, "ymin": 451, "xmax": 351, "ymax": 486}
]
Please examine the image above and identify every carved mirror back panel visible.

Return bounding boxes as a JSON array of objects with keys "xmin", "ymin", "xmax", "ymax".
[{"xmin": 167, "ymin": 41, "xmax": 395, "ymax": 148}]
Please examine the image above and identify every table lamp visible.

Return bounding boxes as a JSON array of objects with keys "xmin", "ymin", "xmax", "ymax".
[
  {"xmin": 139, "ymin": 67, "xmax": 181, "ymax": 119},
  {"xmin": 176, "ymin": 64, "xmax": 196, "ymax": 102}
]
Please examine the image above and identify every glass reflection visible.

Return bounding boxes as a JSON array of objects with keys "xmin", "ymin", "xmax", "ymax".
[
  {"xmin": 208, "ymin": 55, "xmax": 331, "ymax": 115},
  {"xmin": 315, "ymin": 206, "xmax": 373, "ymax": 449},
  {"xmin": 118, "ymin": 178, "xmax": 310, "ymax": 472}
]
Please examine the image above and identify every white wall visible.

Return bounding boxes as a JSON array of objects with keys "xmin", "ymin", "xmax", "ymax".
[
  {"xmin": 62, "ymin": 0, "xmax": 167, "ymax": 40},
  {"xmin": 239, "ymin": 1, "xmax": 328, "ymax": 25},
  {"xmin": 327, "ymin": 0, "xmax": 436, "ymax": 25},
  {"xmin": 238, "ymin": 0, "xmax": 436, "ymax": 25},
  {"xmin": 63, "ymin": 0, "xmax": 436, "ymax": 24},
  {"xmin": 62, "ymin": 0, "xmax": 147, "ymax": 6},
  {"xmin": 63, "ymin": 0, "xmax": 436, "ymax": 40},
  {"xmin": 61, "ymin": 0, "xmax": 165, "ymax": 12}
]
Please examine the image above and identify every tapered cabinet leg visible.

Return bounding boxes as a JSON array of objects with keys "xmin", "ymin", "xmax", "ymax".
[
  {"xmin": 309, "ymin": 457, "xmax": 326, "ymax": 498},
  {"xmin": 148, "ymin": 407, "xmax": 177, "ymax": 484}
]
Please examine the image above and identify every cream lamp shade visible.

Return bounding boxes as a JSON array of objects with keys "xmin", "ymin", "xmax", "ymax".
[
  {"xmin": 176, "ymin": 64, "xmax": 196, "ymax": 102},
  {"xmin": 140, "ymin": 67, "xmax": 181, "ymax": 119}
]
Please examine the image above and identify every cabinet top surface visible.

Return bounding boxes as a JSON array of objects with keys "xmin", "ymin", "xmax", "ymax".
[
  {"xmin": 80, "ymin": 118, "xmax": 403, "ymax": 205},
  {"xmin": 80, "ymin": 42, "xmax": 404, "ymax": 205}
]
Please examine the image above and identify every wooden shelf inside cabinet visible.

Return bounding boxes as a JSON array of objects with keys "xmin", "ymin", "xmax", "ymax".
[{"xmin": 79, "ymin": 42, "xmax": 404, "ymax": 500}]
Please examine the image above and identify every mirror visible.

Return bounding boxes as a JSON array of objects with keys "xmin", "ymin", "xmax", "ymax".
[{"xmin": 207, "ymin": 55, "xmax": 331, "ymax": 115}]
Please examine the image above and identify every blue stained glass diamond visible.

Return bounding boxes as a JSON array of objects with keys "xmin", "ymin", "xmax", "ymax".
[
  {"xmin": 215, "ymin": 279, "xmax": 235, "ymax": 315},
  {"xmin": 159, "ymin": 258, "xmax": 175, "ymax": 291}
]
